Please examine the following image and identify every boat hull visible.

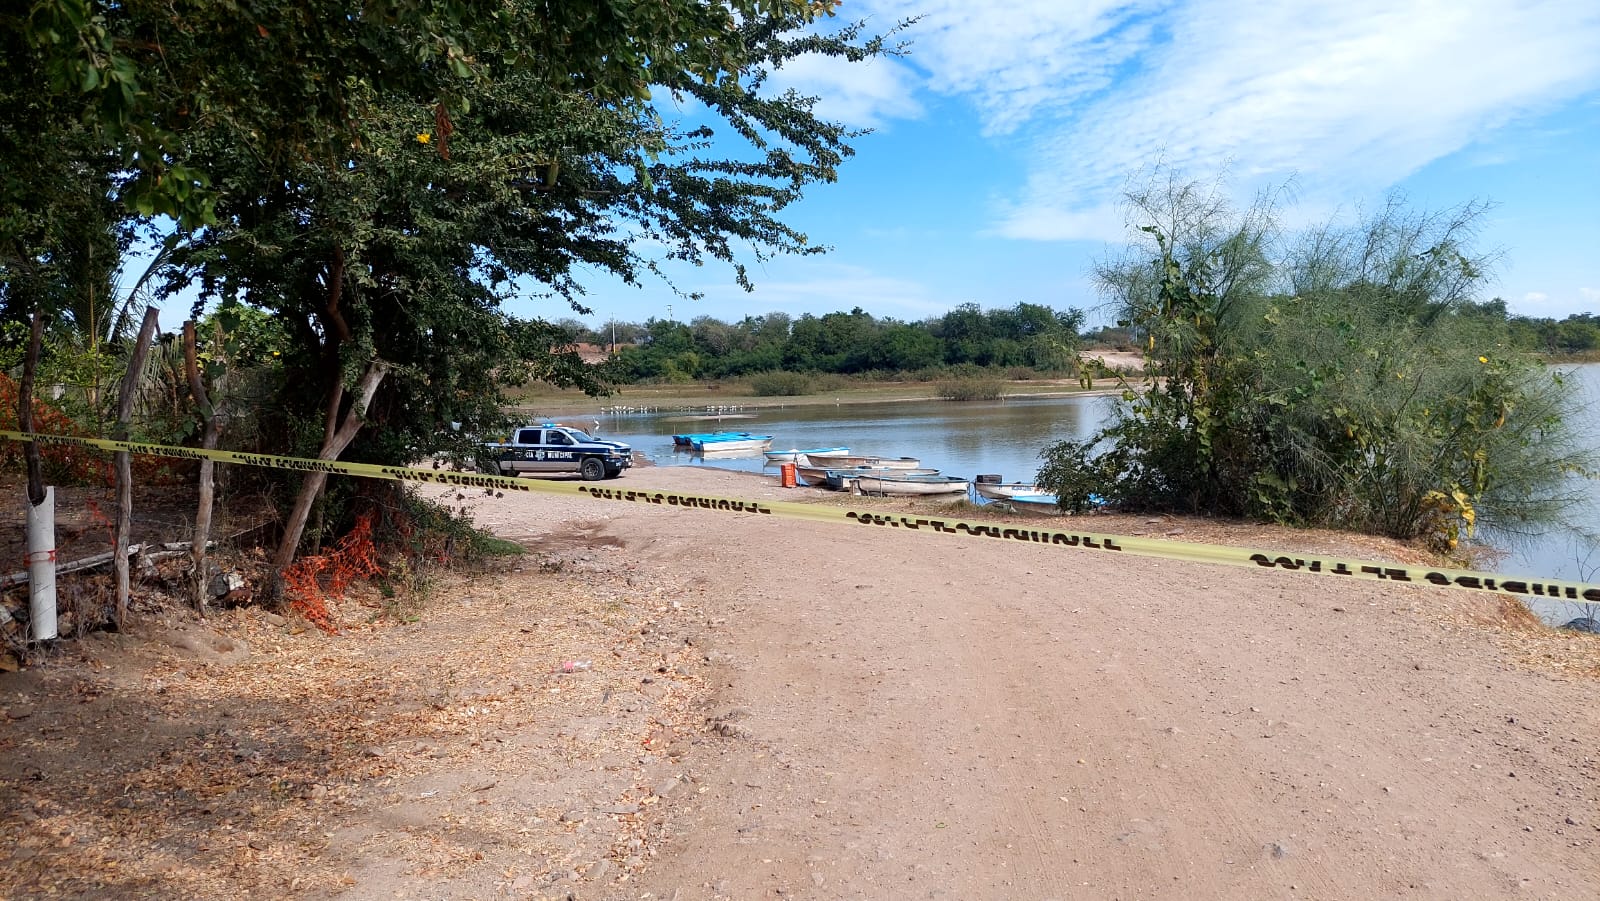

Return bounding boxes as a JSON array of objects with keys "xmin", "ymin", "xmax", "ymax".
[
  {"xmin": 692, "ymin": 435, "xmax": 774, "ymax": 454},
  {"xmin": 852, "ymin": 475, "xmax": 970, "ymax": 497},
  {"xmin": 974, "ymin": 481, "xmax": 1049, "ymax": 501},
  {"xmin": 764, "ymin": 446, "xmax": 849, "ymax": 463},
  {"xmin": 800, "ymin": 465, "xmax": 937, "ymax": 488},
  {"xmin": 799, "ymin": 453, "xmax": 921, "ymax": 469},
  {"xmin": 673, "ymin": 431, "xmax": 751, "ymax": 447}
]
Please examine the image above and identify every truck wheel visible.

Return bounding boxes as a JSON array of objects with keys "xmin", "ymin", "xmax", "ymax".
[{"xmin": 580, "ymin": 457, "xmax": 606, "ymax": 481}]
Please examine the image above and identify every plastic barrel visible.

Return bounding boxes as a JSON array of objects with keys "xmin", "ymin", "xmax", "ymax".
[{"xmin": 780, "ymin": 462, "xmax": 797, "ymax": 488}]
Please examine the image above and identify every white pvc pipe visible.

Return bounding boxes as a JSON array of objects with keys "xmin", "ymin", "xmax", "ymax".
[{"xmin": 27, "ymin": 487, "xmax": 57, "ymax": 641}]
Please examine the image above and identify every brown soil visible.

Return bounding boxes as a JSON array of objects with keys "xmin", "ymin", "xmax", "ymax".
[{"xmin": 2, "ymin": 466, "xmax": 1598, "ymax": 900}]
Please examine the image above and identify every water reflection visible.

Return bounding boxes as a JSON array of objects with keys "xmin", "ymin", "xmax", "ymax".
[{"xmin": 601, "ymin": 394, "xmax": 1114, "ymax": 484}]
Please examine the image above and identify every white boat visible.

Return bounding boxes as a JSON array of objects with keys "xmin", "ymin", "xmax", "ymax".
[
  {"xmin": 799, "ymin": 453, "xmax": 921, "ymax": 470},
  {"xmin": 973, "ymin": 477, "xmax": 1104, "ymax": 512},
  {"xmin": 973, "ymin": 480, "xmax": 1050, "ymax": 501},
  {"xmin": 852, "ymin": 474, "xmax": 970, "ymax": 497},
  {"xmin": 764, "ymin": 446, "xmax": 850, "ymax": 464},
  {"xmin": 822, "ymin": 467, "xmax": 939, "ymax": 491},
  {"xmin": 797, "ymin": 463, "xmax": 935, "ymax": 488},
  {"xmin": 691, "ymin": 434, "xmax": 774, "ymax": 453},
  {"xmin": 996, "ymin": 492, "xmax": 1066, "ymax": 515}
]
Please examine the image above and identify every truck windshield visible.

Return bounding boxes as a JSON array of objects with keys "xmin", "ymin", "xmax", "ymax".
[{"xmin": 561, "ymin": 429, "xmax": 594, "ymax": 441}]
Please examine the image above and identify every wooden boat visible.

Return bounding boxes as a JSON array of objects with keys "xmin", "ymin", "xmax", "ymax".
[
  {"xmin": 852, "ymin": 473, "xmax": 970, "ymax": 497},
  {"xmin": 692, "ymin": 434, "xmax": 774, "ymax": 453},
  {"xmin": 798, "ymin": 453, "xmax": 921, "ymax": 470},
  {"xmin": 764, "ymin": 446, "xmax": 849, "ymax": 463}
]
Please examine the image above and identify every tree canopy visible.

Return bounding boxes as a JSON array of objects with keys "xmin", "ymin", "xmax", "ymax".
[{"xmin": 3, "ymin": 0, "xmax": 906, "ymax": 562}]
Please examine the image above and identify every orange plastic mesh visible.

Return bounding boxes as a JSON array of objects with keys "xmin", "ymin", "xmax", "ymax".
[{"xmin": 281, "ymin": 512, "xmax": 382, "ymax": 634}]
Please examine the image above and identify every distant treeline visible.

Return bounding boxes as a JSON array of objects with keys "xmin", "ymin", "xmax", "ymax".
[
  {"xmin": 561, "ymin": 303, "xmax": 1087, "ymax": 382},
  {"xmin": 560, "ymin": 300, "xmax": 1597, "ymax": 384},
  {"xmin": 1504, "ymin": 309, "xmax": 1600, "ymax": 356}
]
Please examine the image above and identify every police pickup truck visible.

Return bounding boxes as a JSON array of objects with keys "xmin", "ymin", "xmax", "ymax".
[{"xmin": 481, "ymin": 424, "xmax": 633, "ymax": 480}]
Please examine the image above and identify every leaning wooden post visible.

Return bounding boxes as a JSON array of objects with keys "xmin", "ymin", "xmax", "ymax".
[
  {"xmin": 183, "ymin": 321, "xmax": 223, "ymax": 614},
  {"xmin": 111, "ymin": 308, "xmax": 162, "ymax": 630}
]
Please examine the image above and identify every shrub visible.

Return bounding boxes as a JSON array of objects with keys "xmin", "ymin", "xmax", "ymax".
[
  {"xmin": 749, "ymin": 370, "xmax": 813, "ymax": 396},
  {"xmin": 936, "ymin": 378, "xmax": 1006, "ymax": 401},
  {"xmin": 811, "ymin": 372, "xmax": 852, "ymax": 392}
]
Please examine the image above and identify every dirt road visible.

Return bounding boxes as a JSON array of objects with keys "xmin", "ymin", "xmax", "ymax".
[
  {"xmin": 458, "ymin": 467, "xmax": 1600, "ymax": 900},
  {"xmin": 2, "ymin": 465, "xmax": 1596, "ymax": 899}
]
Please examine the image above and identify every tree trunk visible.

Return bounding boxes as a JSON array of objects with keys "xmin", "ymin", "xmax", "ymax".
[
  {"xmin": 183, "ymin": 320, "xmax": 223, "ymax": 615},
  {"xmin": 112, "ymin": 308, "xmax": 162, "ymax": 630},
  {"xmin": 19, "ymin": 310, "xmax": 46, "ymax": 507},
  {"xmin": 272, "ymin": 361, "xmax": 388, "ymax": 572}
]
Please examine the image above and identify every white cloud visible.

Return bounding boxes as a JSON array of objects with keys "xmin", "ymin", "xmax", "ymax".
[
  {"xmin": 766, "ymin": 53, "xmax": 923, "ymax": 129},
  {"xmin": 1581, "ymin": 287, "xmax": 1600, "ymax": 303},
  {"xmin": 859, "ymin": 0, "xmax": 1600, "ymax": 241},
  {"xmin": 1523, "ymin": 291, "xmax": 1551, "ymax": 304}
]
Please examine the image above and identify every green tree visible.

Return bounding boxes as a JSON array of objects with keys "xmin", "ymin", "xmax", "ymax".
[
  {"xmin": 125, "ymin": 3, "xmax": 898, "ymax": 565},
  {"xmin": 1040, "ymin": 175, "xmax": 1592, "ymax": 548}
]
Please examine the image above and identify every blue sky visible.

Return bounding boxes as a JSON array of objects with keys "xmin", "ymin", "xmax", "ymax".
[{"xmin": 533, "ymin": 0, "xmax": 1600, "ymax": 332}]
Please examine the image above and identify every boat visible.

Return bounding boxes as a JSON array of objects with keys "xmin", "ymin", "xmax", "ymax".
[
  {"xmin": 972, "ymin": 477, "xmax": 1104, "ymax": 513},
  {"xmin": 796, "ymin": 463, "xmax": 935, "ymax": 487},
  {"xmin": 973, "ymin": 480, "xmax": 1050, "ymax": 501},
  {"xmin": 672, "ymin": 430, "xmax": 750, "ymax": 447},
  {"xmin": 994, "ymin": 492, "xmax": 1066, "ymax": 515},
  {"xmin": 821, "ymin": 467, "xmax": 940, "ymax": 491},
  {"xmin": 852, "ymin": 473, "xmax": 970, "ymax": 497},
  {"xmin": 797, "ymin": 453, "xmax": 921, "ymax": 470},
  {"xmin": 691, "ymin": 434, "xmax": 774, "ymax": 453},
  {"xmin": 764, "ymin": 446, "xmax": 849, "ymax": 464}
]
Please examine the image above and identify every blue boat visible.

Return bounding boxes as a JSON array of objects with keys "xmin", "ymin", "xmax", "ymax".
[{"xmin": 671, "ymin": 430, "xmax": 751, "ymax": 447}]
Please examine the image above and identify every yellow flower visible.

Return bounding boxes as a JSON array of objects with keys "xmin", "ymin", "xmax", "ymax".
[
  {"xmin": 1478, "ymin": 355, "xmax": 1488, "ymax": 363},
  {"xmin": 417, "ymin": 133, "xmax": 431, "ymax": 144}
]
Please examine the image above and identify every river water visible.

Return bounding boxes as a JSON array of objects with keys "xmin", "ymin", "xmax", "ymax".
[{"xmin": 593, "ymin": 365, "xmax": 1600, "ymax": 621}]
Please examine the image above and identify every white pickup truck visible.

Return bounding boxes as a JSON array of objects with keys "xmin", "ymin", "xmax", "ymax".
[{"xmin": 481, "ymin": 424, "xmax": 633, "ymax": 480}]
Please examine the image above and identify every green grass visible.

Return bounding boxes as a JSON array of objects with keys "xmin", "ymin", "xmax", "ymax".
[{"xmin": 471, "ymin": 535, "xmax": 527, "ymax": 557}]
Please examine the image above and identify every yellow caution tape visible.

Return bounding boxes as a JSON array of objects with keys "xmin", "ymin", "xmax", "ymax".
[{"xmin": 6, "ymin": 429, "xmax": 1598, "ymax": 604}]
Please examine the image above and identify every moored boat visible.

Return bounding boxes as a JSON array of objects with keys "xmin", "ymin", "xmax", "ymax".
[
  {"xmin": 822, "ymin": 467, "xmax": 940, "ymax": 491},
  {"xmin": 973, "ymin": 480, "xmax": 1050, "ymax": 501},
  {"xmin": 691, "ymin": 434, "xmax": 774, "ymax": 453},
  {"xmin": 798, "ymin": 453, "xmax": 921, "ymax": 469},
  {"xmin": 797, "ymin": 463, "xmax": 936, "ymax": 487},
  {"xmin": 852, "ymin": 473, "xmax": 970, "ymax": 497},
  {"xmin": 673, "ymin": 430, "xmax": 751, "ymax": 447},
  {"xmin": 998, "ymin": 492, "xmax": 1066, "ymax": 514},
  {"xmin": 764, "ymin": 446, "xmax": 849, "ymax": 463}
]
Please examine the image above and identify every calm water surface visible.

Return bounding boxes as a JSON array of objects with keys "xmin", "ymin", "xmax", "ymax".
[{"xmin": 593, "ymin": 367, "xmax": 1600, "ymax": 621}]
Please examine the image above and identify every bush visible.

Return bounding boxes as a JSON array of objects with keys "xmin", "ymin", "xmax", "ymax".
[
  {"xmin": 748, "ymin": 370, "xmax": 813, "ymax": 396},
  {"xmin": 1037, "ymin": 174, "xmax": 1595, "ymax": 550},
  {"xmin": 936, "ymin": 378, "xmax": 1006, "ymax": 401},
  {"xmin": 811, "ymin": 372, "xmax": 852, "ymax": 392}
]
